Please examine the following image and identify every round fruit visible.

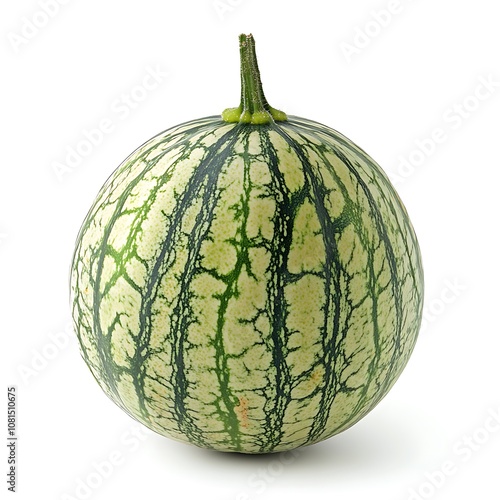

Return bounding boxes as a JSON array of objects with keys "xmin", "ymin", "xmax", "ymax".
[{"xmin": 70, "ymin": 34, "xmax": 423, "ymax": 453}]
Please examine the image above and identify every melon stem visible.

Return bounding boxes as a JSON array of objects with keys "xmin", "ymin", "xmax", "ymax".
[{"xmin": 222, "ymin": 34, "xmax": 287, "ymax": 125}]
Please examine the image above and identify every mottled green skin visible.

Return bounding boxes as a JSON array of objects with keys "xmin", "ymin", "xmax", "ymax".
[{"xmin": 70, "ymin": 116, "xmax": 423, "ymax": 453}]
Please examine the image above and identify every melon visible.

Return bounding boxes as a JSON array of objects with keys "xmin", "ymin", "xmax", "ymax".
[{"xmin": 70, "ymin": 34, "xmax": 423, "ymax": 453}]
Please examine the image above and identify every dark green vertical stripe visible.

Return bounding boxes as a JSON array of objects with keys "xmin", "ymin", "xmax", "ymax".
[
  {"xmin": 131, "ymin": 125, "xmax": 240, "ymax": 447},
  {"xmin": 273, "ymin": 124, "xmax": 347, "ymax": 445},
  {"xmin": 257, "ymin": 126, "xmax": 301, "ymax": 452}
]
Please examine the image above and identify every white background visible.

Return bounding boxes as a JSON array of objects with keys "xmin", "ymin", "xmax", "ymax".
[{"xmin": 2, "ymin": 0, "xmax": 500, "ymax": 499}]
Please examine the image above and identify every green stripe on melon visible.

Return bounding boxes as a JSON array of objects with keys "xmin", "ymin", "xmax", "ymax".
[{"xmin": 70, "ymin": 34, "xmax": 423, "ymax": 453}]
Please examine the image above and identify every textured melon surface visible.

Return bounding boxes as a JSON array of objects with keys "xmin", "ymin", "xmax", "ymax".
[{"xmin": 70, "ymin": 115, "xmax": 423, "ymax": 453}]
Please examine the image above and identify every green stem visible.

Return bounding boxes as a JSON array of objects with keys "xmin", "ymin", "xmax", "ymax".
[{"xmin": 222, "ymin": 34, "xmax": 287, "ymax": 125}]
